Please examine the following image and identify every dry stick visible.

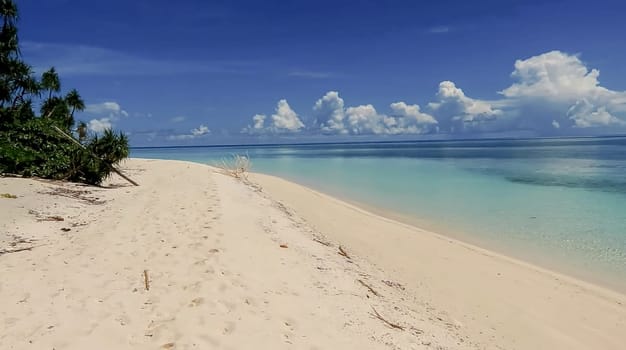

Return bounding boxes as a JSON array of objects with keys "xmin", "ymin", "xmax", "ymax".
[
  {"xmin": 313, "ymin": 238, "xmax": 331, "ymax": 246},
  {"xmin": 51, "ymin": 125, "xmax": 139, "ymax": 186},
  {"xmin": 338, "ymin": 246, "xmax": 351, "ymax": 259},
  {"xmin": 357, "ymin": 279, "xmax": 380, "ymax": 297},
  {"xmin": 143, "ymin": 269, "xmax": 150, "ymax": 291},
  {"xmin": 0, "ymin": 246, "xmax": 35, "ymax": 256},
  {"xmin": 371, "ymin": 307, "xmax": 404, "ymax": 330}
]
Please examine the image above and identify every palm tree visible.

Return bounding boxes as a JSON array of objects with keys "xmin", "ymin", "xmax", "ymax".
[
  {"xmin": 65, "ymin": 88, "xmax": 84, "ymax": 118},
  {"xmin": 41, "ymin": 67, "xmax": 60, "ymax": 100},
  {"xmin": 0, "ymin": 0, "xmax": 17, "ymax": 28},
  {"xmin": 9, "ymin": 60, "xmax": 40, "ymax": 107}
]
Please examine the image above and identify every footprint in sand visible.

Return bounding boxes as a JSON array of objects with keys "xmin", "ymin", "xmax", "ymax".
[
  {"xmin": 222, "ymin": 321, "xmax": 236, "ymax": 335},
  {"xmin": 189, "ymin": 297, "xmax": 204, "ymax": 307}
]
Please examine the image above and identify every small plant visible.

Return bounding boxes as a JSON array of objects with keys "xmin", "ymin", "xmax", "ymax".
[{"xmin": 216, "ymin": 154, "xmax": 251, "ymax": 179}]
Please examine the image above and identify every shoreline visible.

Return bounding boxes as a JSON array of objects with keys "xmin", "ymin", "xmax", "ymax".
[
  {"xmin": 250, "ymin": 168, "xmax": 626, "ymax": 349},
  {"xmin": 1, "ymin": 158, "xmax": 624, "ymax": 349},
  {"xmin": 256, "ymin": 170, "xmax": 626, "ymax": 294},
  {"xmin": 333, "ymin": 194, "xmax": 626, "ymax": 295},
  {"xmin": 250, "ymin": 171, "xmax": 626, "ymax": 300}
]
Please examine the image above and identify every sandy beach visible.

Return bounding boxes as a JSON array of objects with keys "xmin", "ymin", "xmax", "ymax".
[{"xmin": 1, "ymin": 158, "xmax": 625, "ymax": 350}]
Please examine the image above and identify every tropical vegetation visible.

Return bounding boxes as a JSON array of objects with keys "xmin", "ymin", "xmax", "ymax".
[{"xmin": 0, "ymin": 0, "xmax": 129, "ymax": 185}]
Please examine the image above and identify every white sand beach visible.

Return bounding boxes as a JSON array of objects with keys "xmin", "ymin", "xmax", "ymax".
[{"xmin": 1, "ymin": 158, "xmax": 625, "ymax": 350}]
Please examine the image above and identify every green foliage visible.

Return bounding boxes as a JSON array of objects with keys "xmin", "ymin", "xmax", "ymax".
[{"xmin": 0, "ymin": 0, "xmax": 129, "ymax": 185}]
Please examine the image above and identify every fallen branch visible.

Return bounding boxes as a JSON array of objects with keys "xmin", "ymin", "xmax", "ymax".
[
  {"xmin": 0, "ymin": 246, "xmax": 35, "ymax": 256},
  {"xmin": 51, "ymin": 125, "xmax": 139, "ymax": 186},
  {"xmin": 358, "ymin": 279, "xmax": 380, "ymax": 297},
  {"xmin": 338, "ymin": 246, "xmax": 351, "ymax": 259},
  {"xmin": 38, "ymin": 215, "xmax": 64, "ymax": 222},
  {"xmin": 370, "ymin": 307, "xmax": 404, "ymax": 330},
  {"xmin": 143, "ymin": 269, "xmax": 150, "ymax": 291}
]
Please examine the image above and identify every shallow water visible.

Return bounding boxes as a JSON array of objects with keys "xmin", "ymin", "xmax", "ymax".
[{"xmin": 132, "ymin": 137, "xmax": 626, "ymax": 291}]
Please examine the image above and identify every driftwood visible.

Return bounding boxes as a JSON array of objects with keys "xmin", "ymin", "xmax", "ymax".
[
  {"xmin": 357, "ymin": 279, "xmax": 380, "ymax": 297},
  {"xmin": 0, "ymin": 246, "xmax": 35, "ymax": 256},
  {"xmin": 143, "ymin": 269, "xmax": 150, "ymax": 291},
  {"xmin": 313, "ymin": 238, "xmax": 331, "ymax": 246},
  {"xmin": 338, "ymin": 246, "xmax": 351, "ymax": 259},
  {"xmin": 370, "ymin": 307, "xmax": 404, "ymax": 330},
  {"xmin": 51, "ymin": 125, "xmax": 139, "ymax": 186}
]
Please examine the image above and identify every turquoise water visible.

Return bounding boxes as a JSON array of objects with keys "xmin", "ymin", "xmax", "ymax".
[{"xmin": 132, "ymin": 137, "xmax": 626, "ymax": 291}]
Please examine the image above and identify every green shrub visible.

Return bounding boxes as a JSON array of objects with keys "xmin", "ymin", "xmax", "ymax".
[{"xmin": 0, "ymin": 0, "xmax": 129, "ymax": 185}]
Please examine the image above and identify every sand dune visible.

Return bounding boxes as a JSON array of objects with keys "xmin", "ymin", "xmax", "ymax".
[{"xmin": 1, "ymin": 158, "xmax": 624, "ymax": 349}]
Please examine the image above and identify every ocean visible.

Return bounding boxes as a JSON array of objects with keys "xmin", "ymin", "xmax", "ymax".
[{"xmin": 132, "ymin": 137, "xmax": 626, "ymax": 292}]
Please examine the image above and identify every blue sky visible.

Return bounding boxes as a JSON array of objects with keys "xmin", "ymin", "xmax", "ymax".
[{"xmin": 18, "ymin": 0, "xmax": 626, "ymax": 145}]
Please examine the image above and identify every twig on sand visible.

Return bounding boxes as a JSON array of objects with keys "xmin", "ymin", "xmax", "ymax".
[
  {"xmin": 338, "ymin": 246, "xmax": 351, "ymax": 259},
  {"xmin": 143, "ymin": 269, "xmax": 150, "ymax": 291},
  {"xmin": 38, "ymin": 215, "xmax": 64, "ymax": 222},
  {"xmin": 370, "ymin": 307, "xmax": 404, "ymax": 330},
  {"xmin": 313, "ymin": 238, "xmax": 332, "ymax": 246},
  {"xmin": 0, "ymin": 246, "xmax": 36, "ymax": 256},
  {"xmin": 357, "ymin": 279, "xmax": 380, "ymax": 297}
]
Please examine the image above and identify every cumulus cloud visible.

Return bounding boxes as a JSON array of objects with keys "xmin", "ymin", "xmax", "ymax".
[
  {"xmin": 501, "ymin": 51, "xmax": 607, "ymax": 101},
  {"xmin": 429, "ymin": 81, "xmax": 502, "ymax": 125},
  {"xmin": 344, "ymin": 104, "xmax": 386, "ymax": 134},
  {"xmin": 85, "ymin": 102, "xmax": 128, "ymax": 118},
  {"xmin": 388, "ymin": 102, "xmax": 438, "ymax": 134},
  {"xmin": 567, "ymin": 99, "xmax": 625, "ymax": 128},
  {"xmin": 252, "ymin": 114, "xmax": 266, "ymax": 129},
  {"xmin": 313, "ymin": 91, "xmax": 347, "ymax": 134},
  {"xmin": 84, "ymin": 101, "xmax": 129, "ymax": 132},
  {"xmin": 272, "ymin": 99, "xmax": 304, "ymax": 131},
  {"xmin": 498, "ymin": 51, "xmax": 626, "ymax": 130},
  {"xmin": 311, "ymin": 91, "xmax": 437, "ymax": 135},
  {"xmin": 243, "ymin": 100, "xmax": 304, "ymax": 134},
  {"xmin": 87, "ymin": 118, "xmax": 112, "ymax": 133},
  {"xmin": 167, "ymin": 124, "xmax": 211, "ymax": 141},
  {"xmin": 242, "ymin": 50, "xmax": 626, "ymax": 137}
]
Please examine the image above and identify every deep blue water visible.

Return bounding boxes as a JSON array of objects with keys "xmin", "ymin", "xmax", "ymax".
[{"xmin": 132, "ymin": 137, "xmax": 626, "ymax": 291}]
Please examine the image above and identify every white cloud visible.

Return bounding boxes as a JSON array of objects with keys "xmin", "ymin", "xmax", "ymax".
[
  {"xmin": 170, "ymin": 116, "xmax": 186, "ymax": 123},
  {"xmin": 271, "ymin": 99, "xmax": 304, "ymax": 132},
  {"xmin": 252, "ymin": 114, "xmax": 266, "ymax": 129},
  {"xmin": 87, "ymin": 118, "xmax": 112, "ymax": 133},
  {"xmin": 567, "ymin": 99, "xmax": 625, "ymax": 128},
  {"xmin": 345, "ymin": 104, "xmax": 387, "ymax": 134},
  {"xmin": 167, "ymin": 124, "xmax": 211, "ymax": 141},
  {"xmin": 83, "ymin": 101, "xmax": 129, "ymax": 132},
  {"xmin": 242, "ymin": 51, "xmax": 626, "ymax": 137},
  {"xmin": 428, "ymin": 81, "xmax": 503, "ymax": 132},
  {"xmin": 429, "ymin": 81, "xmax": 502, "ymax": 125},
  {"xmin": 191, "ymin": 124, "xmax": 210, "ymax": 136},
  {"xmin": 501, "ymin": 51, "xmax": 607, "ymax": 101},
  {"xmin": 85, "ymin": 101, "xmax": 128, "ymax": 118},
  {"xmin": 244, "ymin": 100, "xmax": 304, "ymax": 134},
  {"xmin": 390, "ymin": 101, "xmax": 438, "ymax": 124},
  {"xmin": 314, "ymin": 91, "xmax": 347, "ymax": 134},
  {"xmin": 310, "ymin": 91, "xmax": 437, "ymax": 135},
  {"xmin": 22, "ymin": 41, "xmax": 255, "ymax": 76},
  {"xmin": 497, "ymin": 51, "xmax": 626, "ymax": 130}
]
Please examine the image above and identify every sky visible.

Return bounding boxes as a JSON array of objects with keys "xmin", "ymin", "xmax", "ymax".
[{"xmin": 17, "ymin": 0, "xmax": 626, "ymax": 146}]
